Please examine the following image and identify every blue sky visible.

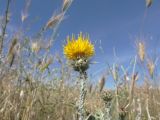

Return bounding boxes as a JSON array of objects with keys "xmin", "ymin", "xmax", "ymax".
[{"xmin": 1, "ymin": 0, "xmax": 160, "ymax": 87}]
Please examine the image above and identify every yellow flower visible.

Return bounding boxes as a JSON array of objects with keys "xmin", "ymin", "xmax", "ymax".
[{"xmin": 64, "ymin": 33, "xmax": 95, "ymax": 60}]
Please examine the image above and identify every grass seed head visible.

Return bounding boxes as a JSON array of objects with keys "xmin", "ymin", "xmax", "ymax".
[
  {"xmin": 146, "ymin": 0, "xmax": 152, "ymax": 8},
  {"xmin": 62, "ymin": 0, "xmax": 73, "ymax": 12},
  {"xmin": 7, "ymin": 38, "xmax": 18, "ymax": 66},
  {"xmin": 45, "ymin": 12, "xmax": 64, "ymax": 29},
  {"xmin": 8, "ymin": 38, "xmax": 17, "ymax": 55},
  {"xmin": 147, "ymin": 60, "xmax": 155, "ymax": 77},
  {"xmin": 39, "ymin": 57, "xmax": 53, "ymax": 72},
  {"xmin": 88, "ymin": 84, "xmax": 93, "ymax": 93},
  {"xmin": 31, "ymin": 41, "xmax": 40, "ymax": 53},
  {"xmin": 132, "ymin": 72, "xmax": 139, "ymax": 81},
  {"xmin": 99, "ymin": 76, "xmax": 105, "ymax": 92},
  {"xmin": 138, "ymin": 42, "xmax": 145, "ymax": 62}
]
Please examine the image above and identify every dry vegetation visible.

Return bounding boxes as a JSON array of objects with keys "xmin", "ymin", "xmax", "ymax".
[{"xmin": 0, "ymin": 0, "xmax": 160, "ymax": 120}]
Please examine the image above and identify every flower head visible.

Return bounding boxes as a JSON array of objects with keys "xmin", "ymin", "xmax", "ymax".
[
  {"xmin": 63, "ymin": 33, "xmax": 95, "ymax": 72},
  {"xmin": 64, "ymin": 33, "xmax": 95, "ymax": 60}
]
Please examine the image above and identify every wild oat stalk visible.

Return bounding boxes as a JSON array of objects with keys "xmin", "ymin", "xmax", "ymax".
[{"xmin": 0, "ymin": 0, "xmax": 11, "ymax": 54}]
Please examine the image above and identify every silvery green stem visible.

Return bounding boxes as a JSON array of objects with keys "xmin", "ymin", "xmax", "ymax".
[
  {"xmin": 104, "ymin": 101, "xmax": 112, "ymax": 120},
  {"xmin": 79, "ymin": 72, "xmax": 87, "ymax": 120}
]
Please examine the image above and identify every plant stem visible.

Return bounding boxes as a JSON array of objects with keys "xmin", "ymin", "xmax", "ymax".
[
  {"xmin": 0, "ymin": 0, "xmax": 11, "ymax": 54},
  {"xmin": 104, "ymin": 101, "xmax": 112, "ymax": 120},
  {"xmin": 79, "ymin": 71, "xmax": 87, "ymax": 120}
]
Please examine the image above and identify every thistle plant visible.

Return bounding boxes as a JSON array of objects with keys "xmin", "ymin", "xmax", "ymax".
[
  {"xmin": 101, "ymin": 91, "xmax": 113, "ymax": 120},
  {"xmin": 63, "ymin": 33, "xmax": 94, "ymax": 120}
]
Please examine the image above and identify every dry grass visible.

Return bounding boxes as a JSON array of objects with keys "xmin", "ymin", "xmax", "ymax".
[{"xmin": 0, "ymin": 0, "xmax": 160, "ymax": 120}]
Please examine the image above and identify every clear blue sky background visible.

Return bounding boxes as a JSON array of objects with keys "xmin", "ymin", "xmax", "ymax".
[{"xmin": 1, "ymin": 0, "xmax": 160, "ymax": 87}]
